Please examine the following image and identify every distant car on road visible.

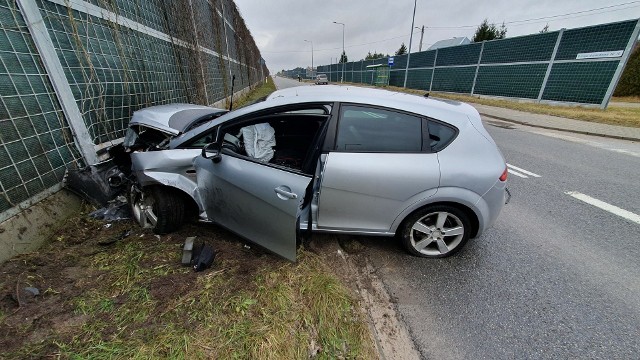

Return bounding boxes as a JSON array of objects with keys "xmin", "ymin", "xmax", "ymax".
[
  {"xmin": 315, "ymin": 74, "xmax": 328, "ymax": 85},
  {"xmin": 123, "ymin": 85, "xmax": 509, "ymax": 260}
]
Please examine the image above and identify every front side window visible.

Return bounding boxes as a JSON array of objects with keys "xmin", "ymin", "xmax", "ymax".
[{"xmin": 335, "ymin": 105, "xmax": 422, "ymax": 152}]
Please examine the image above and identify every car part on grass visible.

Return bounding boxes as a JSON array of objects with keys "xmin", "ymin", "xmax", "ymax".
[
  {"xmin": 65, "ymin": 160, "xmax": 127, "ymax": 207},
  {"xmin": 182, "ymin": 237, "xmax": 216, "ymax": 272},
  {"xmin": 401, "ymin": 205, "xmax": 471, "ymax": 258},
  {"xmin": 129, "ymin": 185, "xmax": 185, "ymax": 234},
  {"xmin": 89, "ymin": 196, "xmax": 131, "ymax": 221},
  {"xmin": 182, "ymin": 237, "xmax": 196, "ymax": 265},
  {"xmin": 192, "ymin": 243, "xmax": 216, "ymax": 272}
]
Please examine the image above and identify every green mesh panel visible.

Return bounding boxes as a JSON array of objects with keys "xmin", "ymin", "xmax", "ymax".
[
  {"xmin": 0, "ymin": 0, "xmax": 81, "ymax": 213},
  {"xmin": 481, "ymin": 32, "xmax": 559, "ymax": 64},
  {"xmin": 555, "ymin": 20, "xmax": 638, "ymax": 61},
  {"xmin": 431, "ymin": 67, "xmax": 476, "ymax": 93},
  {"xmin": 392, "ymin": 54, "xmax": 407, "ymax": 69},
  {"xmin": 345, "ymin": 71, "xmax": 353, "ymax": 82},
  {"xmin": 408, "ymin": 50, "xmax": 435, "ymax": 68},
  {"xmin": 353, "ymin": 71, "xmax": 362, "ymax": 83},
  {"xmin": 541, "ymin": 61, "xmax": 618, "ymax": 104},
  {"xmin": 389, "ymin": 70, "xmax": 405, "ymax": 87},
  {"xmin": 406, "ymin": 69, "xmax": 432, "ymax": 90},
  {"xmin": 474, "ymin": 64, "xmax": 547, "ymax": 98},
  {"xmin": 436, "ymin": 43, "xmax": 482, "ymax": 66}
]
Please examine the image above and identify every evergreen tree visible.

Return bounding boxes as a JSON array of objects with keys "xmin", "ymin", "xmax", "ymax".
[
  {"xmin": 395, "ymin": 43, "xmax": 407, "ymax": 56},
  {"xmin": 473, "ymin": 19, "xmax": 507, "ymax": 42},
  {"xmin": 339, "ymin": 51, "xmax": 348, "ymax": 63}
]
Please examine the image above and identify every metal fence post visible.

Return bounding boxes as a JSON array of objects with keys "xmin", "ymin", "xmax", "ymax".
[
  {"xmin": 187, "ymin": 0, "xmax": 209, "ymax": 104},
  {"xmin": 471, "ymin": 41, "xmax": 485, "ymax": 95},
  {"xmin": 601, "ymin": 18, "xmax": 640, "ymax": 109},
  {"xmin": 538, "ymin": 28, "xmax": 565, "ymax": 102},
  {"xmin": 429, "ymin": 49, "xmax": 438, "ymax": 92},
  {"xmin": 17, "ymin": 0, "xmax": 98, "ymax": 164},
  {"xmin": 220, "ymin": 1, "xmax": 233, "ymax": 95}
]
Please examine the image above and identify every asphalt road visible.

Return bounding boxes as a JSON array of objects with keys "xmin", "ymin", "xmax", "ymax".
[
  {"xmin": 363, "ymin": 121, "xmax": 640, "ymax": 359},
  {"xmin": 272, "ymin": 77, "xmax": 640, "ymax": 358}
]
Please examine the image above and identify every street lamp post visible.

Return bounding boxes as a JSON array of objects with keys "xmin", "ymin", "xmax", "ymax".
[
  {"xmin": 403, "ymin": 0, "xmax": 417, "ymax": 88},
  {"xmin": 333, "ymin": 21, "xmax": 345, "ymax": 83},
  {"xmin": 304, "ymin": 39, "xmax": 314, "ymax": 79}
]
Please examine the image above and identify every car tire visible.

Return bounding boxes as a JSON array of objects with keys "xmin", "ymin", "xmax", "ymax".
[
  {"xmin": 130, "ymin": 186, "xmax": 185, "ymax": 234},
  {"xmin": 400, "ymin": 205, "xmax": 471, "ymax": 258}
]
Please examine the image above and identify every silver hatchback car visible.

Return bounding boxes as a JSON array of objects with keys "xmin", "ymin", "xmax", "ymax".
[{"xmin": 126, "ymin": 86, "xmax": 508, "ymax": 260}]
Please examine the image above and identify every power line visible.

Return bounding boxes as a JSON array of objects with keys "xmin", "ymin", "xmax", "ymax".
[
  {"xmin": 262, "ymin": 1, "xmax": 639, "ymax": 54},
  {"xmin": 427, "ymin": 1, "xmax": 640, "ymax": 29}
]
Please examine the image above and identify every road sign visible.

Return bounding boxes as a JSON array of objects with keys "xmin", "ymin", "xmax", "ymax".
[{"xmin": 388, "ymin": 57, "xmax": 394, "ymax": 66}]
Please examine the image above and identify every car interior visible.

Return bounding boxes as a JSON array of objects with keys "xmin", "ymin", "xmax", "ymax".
[{"xmin": 221, "ymin": 110, "xmax": 330, "ymax": 174}]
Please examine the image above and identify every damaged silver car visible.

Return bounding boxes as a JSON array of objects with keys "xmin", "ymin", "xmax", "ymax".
[{"xmin": 118, "ymin": 86, "xmax": 509, "ymax": 261}]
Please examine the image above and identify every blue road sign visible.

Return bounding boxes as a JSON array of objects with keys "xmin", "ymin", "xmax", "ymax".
[{"xmin": 388, "ymin": 57, "xmax": 394, "ymax": 66}]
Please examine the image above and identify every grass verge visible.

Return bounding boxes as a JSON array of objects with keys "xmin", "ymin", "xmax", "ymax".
[
  {"xmin": 382, "ymin": 85, "xmax": 640, "ymax": 128},
  {"xmin": 232, "ymin": 77, "xmax": 277, "ymax": 109},
  {"xmin": 0, "ymin": 205, "xmax": 377, "ymax": 359}
]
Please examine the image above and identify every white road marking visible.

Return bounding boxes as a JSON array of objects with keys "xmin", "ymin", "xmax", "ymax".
[
  {"xmin": 531, "ymin": 131, "xmax": 640, "ymax": 158},
  {"xmin": 507, "ymin": 169, "xmax": 528, "ymax": 178},
  {"xmin": 507, "ymin": 163, "xmax": 541, "ymax": 177},
  {"xmin": 565, "ymin": 191, "xmax": 640, "ymax": 225}
]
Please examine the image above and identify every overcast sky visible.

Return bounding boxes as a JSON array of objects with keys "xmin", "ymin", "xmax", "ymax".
[{"xmin": 233, "ymin": 0, "xmax": 640, "ymax": 73}]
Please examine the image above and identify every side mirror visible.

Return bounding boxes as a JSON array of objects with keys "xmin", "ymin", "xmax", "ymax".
[{"xmin": 201, "ymin": 142, "xmax": 222, "ymax": 163}]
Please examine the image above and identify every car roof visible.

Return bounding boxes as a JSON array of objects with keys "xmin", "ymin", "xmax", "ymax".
[
  {"xmin": 266, "ymin": 85, "xmax": 477, "ymax": 119},
  {"xmin": 173, "ymin": 85, "xmax": 480, "ymax": 147},
  {"xmin": 130, "ymin": 103, "xmax": 226, "ymax": 135}
]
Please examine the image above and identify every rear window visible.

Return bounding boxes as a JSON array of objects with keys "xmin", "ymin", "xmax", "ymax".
[
  {"xmin": 336, "ymin": 105, "xmax": 422, "ymax": 152},
  {"xmin": 427, "ymin": 120, "xmax": 457, "ymax": 152}
]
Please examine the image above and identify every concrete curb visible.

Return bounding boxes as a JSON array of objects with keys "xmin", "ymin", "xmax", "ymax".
[{"xmin": 480, "ymin": 113, "xmax": 640, "ymax": 142}]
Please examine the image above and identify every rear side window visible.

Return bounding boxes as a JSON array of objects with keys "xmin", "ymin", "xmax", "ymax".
[
  {"xmin": 427, "ymin": 120, "xmax": 457, "ymax": 152},
  {"xmin": 336, "ymin": 105, "xmax": 422, "ymax": 152}
]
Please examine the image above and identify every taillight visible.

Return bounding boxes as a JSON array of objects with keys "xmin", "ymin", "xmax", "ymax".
[{"xmin": 499, "ymin": 167, "xmax": 508, "ymax": 182}]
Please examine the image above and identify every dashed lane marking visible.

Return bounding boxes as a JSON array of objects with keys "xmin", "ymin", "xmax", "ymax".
[
  {"xmin": 565, "ymin": 191, "xmax": 640, "ymax": 225},
  {"xmin": 507, "ymin": 163, "xmax": 542, "ymax": 177},
  {"xmin": 507, "ymin": 169, "xmax": 528, "ymax": 178}
]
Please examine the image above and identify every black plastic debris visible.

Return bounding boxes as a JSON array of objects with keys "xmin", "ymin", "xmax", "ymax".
[
  {"xmin": 193, "ymin": 244, "xmax": 216, "ymax": 272},
  {"xmin": 182, "ymin": 237, "xmax": 216, "ymax": 272},
  {"xmin": 65, "ymin": 160, "xmax": 127, "ymax": 207},
  {"xmin": 89, "ymin": 196, "xmax": 132, "ymax": 221}
]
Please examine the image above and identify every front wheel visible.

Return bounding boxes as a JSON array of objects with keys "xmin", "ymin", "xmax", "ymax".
[
  {"xmin": 400, "ymin": 205, "xmax": 471, "ymax": 258},
  {"xmin": 130, "ymin": 186, "xmax": 185, "ymax": 234}
]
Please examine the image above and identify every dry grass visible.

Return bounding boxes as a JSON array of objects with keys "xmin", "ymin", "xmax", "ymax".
[
  {"xmin": 383, "ymin": 86, "xmax": 640, "ymax": 128},
  {"xmin": 232, "ymin": 77, "xmax": 277, "ymax": 109},
  {"xmin": 611, "ymin": 96, "xmax": 640, "ymax": 104}
]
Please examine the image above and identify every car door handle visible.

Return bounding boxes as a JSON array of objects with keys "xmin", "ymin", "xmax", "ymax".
[{"xmin": 274, "ymin": 186, "xmax": 298, "ymax": 200}]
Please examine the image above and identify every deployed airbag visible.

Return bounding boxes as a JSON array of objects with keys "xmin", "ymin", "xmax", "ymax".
[{"xmin": 241, "ymin": 123, "xmax": 276, "ymax": 162}]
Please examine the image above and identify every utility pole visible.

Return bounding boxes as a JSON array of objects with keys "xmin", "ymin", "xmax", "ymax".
[
  {"xmin": 304, "ymin": 39, "xmax": 314, "ymax": 78},
  {"xmin": 333, "ymin": 21, "xmax": 345, "ymax": 83},
  {"xmin": 403, "ymin": 0, "xmax": 417, "ymax": 88},
  {"xmin": 418, "ymin": 25, "xmax": 425, "ymax": 52}
]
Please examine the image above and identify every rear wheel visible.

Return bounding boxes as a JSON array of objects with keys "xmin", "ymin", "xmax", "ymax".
[
  {"xmin": 400, "ymin": 205, "xmax": 471, "ymax": 258},
  {"xmin": 130, "ymin": 186, "xmax": 185, "ymax": 234}
]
